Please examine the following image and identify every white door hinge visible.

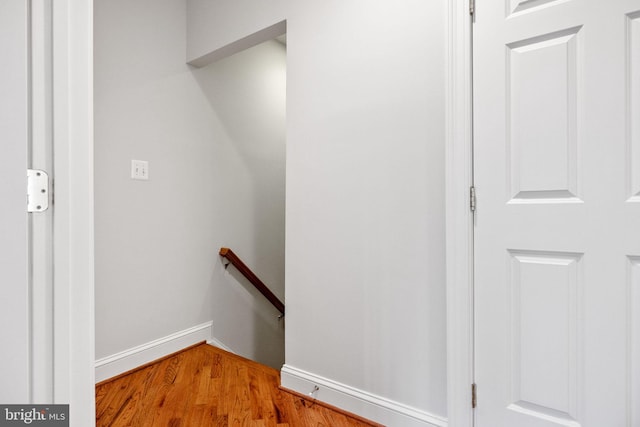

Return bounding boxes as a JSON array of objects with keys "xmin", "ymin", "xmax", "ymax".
[
  {"xmin": 469, "ymin": 0, "xmax": 476, "ymax": 16},
  {"xmin": 470, "ymin": 186, "xmax": 476, "ymax": 212},
  {"xmin": 27, "ymin": 169, "xmax": 50, "ymax": 213}
]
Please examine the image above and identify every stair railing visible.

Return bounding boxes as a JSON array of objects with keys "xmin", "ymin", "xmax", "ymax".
[{"xmin": 219, "ymin": 247, "xmax": 285, "ymax": 316}]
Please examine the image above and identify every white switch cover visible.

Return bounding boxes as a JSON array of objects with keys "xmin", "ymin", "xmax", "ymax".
[{"xmin": 131, "ymin": 160, "xmax": 149, "ymax": 180}]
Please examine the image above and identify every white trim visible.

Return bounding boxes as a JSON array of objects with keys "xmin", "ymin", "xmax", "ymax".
[
  {"xmin": 51, "ymin": 0, "xmax": 95, "ymax": 425},
  {"xmin": 207, "ymin": 336, "xmax": 236, "ymax": 354},
  {"xmin": 95, "ymin": 322, "xmax": 213, "ymax": 383},
  {"xmin": 445, "ymin": 1, "xmax": 475, "ymax": 427},
  {"xmin": 30, "ymin": 0, "xmax": 55, "ymax": 403},
  {"xmin": 281, "ymin": 365, "xmax": 448, "ymax": 427}
]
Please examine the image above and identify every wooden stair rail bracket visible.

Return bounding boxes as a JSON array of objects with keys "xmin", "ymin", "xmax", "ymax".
[{"xmin": 219, "ymin": 247, "xmax": 285, "ymax": 315}]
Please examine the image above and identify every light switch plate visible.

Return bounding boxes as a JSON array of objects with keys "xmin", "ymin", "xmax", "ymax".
[{"xmin": 131, "ymin": 160, "xmax": 149, "ymax": 180}]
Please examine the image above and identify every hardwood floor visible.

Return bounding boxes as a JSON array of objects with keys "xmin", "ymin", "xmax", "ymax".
[{"xmin": 96, "ymin": 343, "xmax": 383, "ymax": 427}]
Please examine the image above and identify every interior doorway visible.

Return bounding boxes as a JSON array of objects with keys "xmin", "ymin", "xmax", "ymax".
[
  {"xmin": 94, "ymin": 0, "xmax": 287, "ymax": 379},
  {"xmin": 191, "ymin": 36, "xmax": 287, "ymax": 369}
]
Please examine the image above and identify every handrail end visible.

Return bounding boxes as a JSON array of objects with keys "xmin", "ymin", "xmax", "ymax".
[{"xmin": 218, "ymin": 246, "xmax": 285, "ymax": 315}]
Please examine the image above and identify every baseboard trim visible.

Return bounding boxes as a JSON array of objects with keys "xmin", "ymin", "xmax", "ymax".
[
  {"xmin": 95, "ymin": 321, "xmax": 213, "ymax": 383},
  {"xmin": 279, "ymin": 386, "xmax": 385, "ymax": 426},
  {"xmin": 206, "ymin": 336, "xmax": 235, "ymax": 353},
  {"xmin": 95, "ymin": 341, "xmax": 206, "ymax": 387},
  {"xmin": 280, "ymin": 365, "xmax": 448, "ymax": 427}
]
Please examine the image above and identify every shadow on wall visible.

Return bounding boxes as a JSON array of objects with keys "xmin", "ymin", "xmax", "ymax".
[
  {"xmin": 191, "ymin": 39, "xmax": 286, "ymax": 295},
  {"xmin": 190, "ymin": 39, "xmax": 286, "ymax": 369}
]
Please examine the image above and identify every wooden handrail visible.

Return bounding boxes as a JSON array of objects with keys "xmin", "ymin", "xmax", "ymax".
[{"xmin": 219, "ymin": 247, "xmax": 285, "ymax": 315}]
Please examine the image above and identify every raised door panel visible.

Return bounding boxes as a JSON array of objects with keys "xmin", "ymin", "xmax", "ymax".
[
  {"xmin": 629, "ymin": 12, "xmax": 640, "ymax": 201},
  {"xmin": 508, "ymin": 0, "xmax": 571, "ymax": 17},
  {"xmin": 630, "ymin": 257, "xmax": 640, "ymax": 426},
  {"xmin": 507, "ymin": 28, "xmax": 581, "ymax": 203},
  {"xmin": 507, "ymin": 250, "xmax": 582, "ymax": 424}
]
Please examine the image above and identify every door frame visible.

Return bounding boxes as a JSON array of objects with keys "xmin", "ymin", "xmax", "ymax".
[
  {"xmin": 445, "ymin": 0, "xmax": 474, "ymax": 426},
  {"xmin": 47, "ymin": 0, "xmax": 476, "ymax": 424},
  {"xmin": 50, "ymin": 0, "xmax": 95, "ymax": 424}
]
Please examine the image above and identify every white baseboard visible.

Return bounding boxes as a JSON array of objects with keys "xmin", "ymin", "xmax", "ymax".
[
  {"xmin": 95, "ymin": 321, "xmax": 213, "ymax": 383},
  {"xmin": 206, "ymin": 336, "xmax": 235, "ymax": 353},
  {"xmin": 280, "ymin": 365, "xmax": 448, "ymax": 427}
]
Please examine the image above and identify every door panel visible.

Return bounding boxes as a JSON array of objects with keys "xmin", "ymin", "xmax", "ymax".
[
  {"xmin": 474, "ymin": 0, "xmax": 640, "ymax": 426},
  {"xmin": 631, "ymin": 12, "xmax": 640, "ymax": 201},
  {"xmin": 0, "ymin": 0, "xmax": 30, "ymax": 403},
  {"xmin": 630, "ymin": 256, "xmax": 640, "ymax": 426},
  {"xmin": 507, "ymin": 250, "xmax": 581, "ymax": 419},
  {"xmin": 507, "ymin": 27, "xmax": 580, "ymax": 202}
]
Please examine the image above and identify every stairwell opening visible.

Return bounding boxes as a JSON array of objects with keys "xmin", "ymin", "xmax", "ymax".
[{"xmin": 192, "ymin": 36, "xmax": 287, "ymax": 369}]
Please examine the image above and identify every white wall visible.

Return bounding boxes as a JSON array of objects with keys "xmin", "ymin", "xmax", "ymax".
[
  {"xmin": 188, "ymin": 1, "xmax": 448, "ymax": 425},
  {"xmin": 94, "ymin": 0, "xmax": 286, "ymax": 369},
  {"xmin": 187, "ymin": 0, "xmax": 285, "ymax": 65}
]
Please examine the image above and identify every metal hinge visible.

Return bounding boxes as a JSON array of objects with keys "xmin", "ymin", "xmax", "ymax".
[
  {"xmin": 27, "ymin": 169, "xmax": 50, "ymax": 213},
  {"xmin": 469, "ymin": 0, "xmax": 475, "ymax": 16},
  {"xmin": 472, "ymin": 383, "xmax": 477, "ymax": 408},
  {"xmin": 470, "ymin": 186, "xmax": 476, "ymax": 212}
]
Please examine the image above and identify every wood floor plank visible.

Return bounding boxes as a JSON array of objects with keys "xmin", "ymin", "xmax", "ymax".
[{"xmin": 96, "ymin": 344, "xmax": 383, "ymax": 427}]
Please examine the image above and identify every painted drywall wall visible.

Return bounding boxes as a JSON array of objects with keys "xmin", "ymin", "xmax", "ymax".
[
  {"xmin": 187, "ymin": 0, "xmax": 286, "ymax": 64},
  {"xmin": 94, "ymin": 0, "xmax": 286, "ymax": 369},
  {"xmin": 187, "ymin": 0, "xmax": 448, "ymax": 423}
]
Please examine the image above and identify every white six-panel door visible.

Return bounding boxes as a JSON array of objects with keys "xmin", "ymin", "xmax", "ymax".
[{"xmin": 474, "ymin": 0, "xmax": 640, "ymax": 426}]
